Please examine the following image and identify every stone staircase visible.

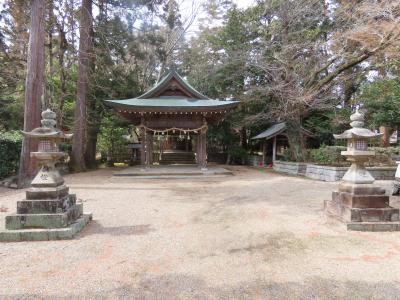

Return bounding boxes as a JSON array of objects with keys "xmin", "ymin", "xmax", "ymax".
[{"xmin": 160, "ymin": 151, "xmax": 196, "ymax": 165}]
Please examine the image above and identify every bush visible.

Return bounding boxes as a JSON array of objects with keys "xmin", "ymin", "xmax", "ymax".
[
  {"xmin": 306, "ymin": 145, "xmax": 400, "ymax": 166},
  {"xmin": 369, "ymin": 147, "xmax": 400, "ymax": 166},
  {"xmin": 0, "ymin": 131, "xmax": 22, "ymax": 179},
  {"xmin": 228, "ymin": 146, "xmax": 248, "ymax": 164},
  {"xmin": 307, "ymin": 146, "xmax": 346, "ymax": 165}
]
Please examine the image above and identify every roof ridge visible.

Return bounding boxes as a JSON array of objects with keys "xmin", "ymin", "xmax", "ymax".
[{"xmin": 137, "ymin": 70, "xmax": 210, "ymax": 100}]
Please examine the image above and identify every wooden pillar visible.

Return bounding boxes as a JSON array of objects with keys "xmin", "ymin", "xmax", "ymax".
[
  {"xmin": 262, "ymin": 140, "xmax": 267, "ymax": 166},
  {"xmin": 199, "ymin": 127, "xmax": 207, "ymax": 170},
  {"xmin": 196, "ymin": 134, "xmax": 200, "ymax": 165},
  {"xmin": 272, "ymin": 136, "xmax": 277, "ymax": 163},
  {"xmin": 140, "ymin": 127, "xmax": 147, "ymax": 167},
  {"xmin": 147, "ymin": 133, "xmax": 153, "ymax": 165}
]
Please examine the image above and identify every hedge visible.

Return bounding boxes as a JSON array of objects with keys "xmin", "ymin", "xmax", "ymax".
[
  {"xmin": 307, "ymin": 145, "xmax": 400, "ymax": 166},
  {"xmin": 0, "ymin": 131, "xmax": 22, "ymax": 179}
]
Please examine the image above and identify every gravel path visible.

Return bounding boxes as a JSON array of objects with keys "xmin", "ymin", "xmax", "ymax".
[{"xmin": 1, "ymin": 166, "xmax": 400, "ymax": 299}]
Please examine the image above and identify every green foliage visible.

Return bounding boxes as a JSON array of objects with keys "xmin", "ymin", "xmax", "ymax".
[
  {"xmin": 360, "ymin": 78, "xmax": 400, "ymax": 129},
  {"xmin": 97, "ymin": 114, "xmax": 131, "ymax": 164},
  {"xmin": 369, "ymin": 147, "xmax": 400, "ymax": 166},
  {"xmin": 2, "ymin": 0, "xmax": 400, "ymax": 169},
  {"xmin": 304, "ymin": 108, "xmax": 352, "ymax": 147},
  {"xmin": 207, "ymin": 120, "xmax": 239, "ymax": 152},
  {"xmin": 0, "ymin": 131, "xmax": 22, "ymax": 179},
  {"xmin": 307, "ymin": 146, "xmax": 346, "ymax": 165},
  {"xmin": 227, "ymin": 146, "xmax": 248, "ymax": 164},
  {"xmin": 306, "ymin": 145, "xmax": 400, "ymax": 166}
]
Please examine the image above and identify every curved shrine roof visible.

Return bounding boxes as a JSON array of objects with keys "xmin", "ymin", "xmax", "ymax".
[
  {"xmin": 106, "ymin": 96, "xmax": 238, "ymax": 111},
  {"xmin": 105, "ymin": 70, "xmax": 239, "ymax": 112}
]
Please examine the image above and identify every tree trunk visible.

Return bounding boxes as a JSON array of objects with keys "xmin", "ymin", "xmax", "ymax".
[
  {"xmin": 379, "ymin": 126, "xmax": 391, "ymax": 147},
  {"xmin": 45, "ymin": 0, "xmax": 55, "ymax": 108},
  {"xmin": 84, "ymin": 11, "xmax": 97, "ymax": 169},
  {"xmin": 18, "ymin": 0, "xmax": 46, "ymax": 187},
  {"xmin": 286, "ymin": 120, "xmax": 307, "ymax": 162},
  {"xmin": 240, "ymin": 127, "xmax": 248, "ymax": 150},
  {"xmin": 71, "ymin": 0, "xmax": 93, "ymax": 172},
  {"xmin": 57, "ymin": 24, "xmax": 67, "ymax": 128},
  {"xmin": 85, "ymin": 124, "xmax": 98, "ymax": 168}
]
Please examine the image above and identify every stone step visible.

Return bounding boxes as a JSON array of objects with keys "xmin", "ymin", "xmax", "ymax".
[
  {"xmin": 354, "ymin": 207, "xmax": 400, "ymax": 222},
  {"xmin": 161, "ymin": 156, "xmax": 195, "ymax": 160},
  {"xmin": 6, "ymin": 203, "xmax": 83, "ymax": 230},
  {"xmin": 159, "ymin": 161, "xmax": 196, "ymax": 165},
  {"xmin": 338, "ymin": 183, "xmax": 386, "ymax": 195},
  {"xmin": 161, "ymin": 158, "xmax": 196, "ymax": 161},
  {"xmin": 17, "ymin": 194, "xmax": 77, "ymax": 214},
  {"xmin": 325, "ymin": 210, "xmax": 400, "ymax": 231},
  {"xmin": 161, "ymin": 157, "xmax": 196, "ymax": 161},
  {"xmin": 26, "ymin": 185, "xmax": 69, "ymax": 200},
  {"xmin": 333, "ymin": 191, "xmax": 389, "ymax": 208},
  {"xmin": 161, "ymin": 153, "xmax": 195, "ymax": 157},
  {"xmin": 160, "ymin": 152, "xmax": 196, "ymax": 164},
  {"xmin": 0, "ymin": 213, "xmax": 92, "ymax": 242},
  {"xmin": 325, "ymin": 198, "xmax": 399, "ymax": 222},
  {"xmin": 347, "ymin": 221, "xmax": 400, "ymax": 232}
]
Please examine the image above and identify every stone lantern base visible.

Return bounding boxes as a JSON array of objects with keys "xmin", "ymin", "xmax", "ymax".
[
  {"xmin": 324, "ymin": 182, "xmax": 400, "ymax": 231},
  {"xmin": 0, "ymin": 167, "xmax": 92, "ymax": 242}
]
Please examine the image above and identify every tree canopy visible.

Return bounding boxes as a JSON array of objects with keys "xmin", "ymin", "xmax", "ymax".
[{"xmin": 0, "ymin": 0, "xmax": 399, "ymax": 175}]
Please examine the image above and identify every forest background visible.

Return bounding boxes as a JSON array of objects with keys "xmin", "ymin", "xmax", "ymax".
[{"xmin": 0, "ymin": 0, "xmax": 400, "ymax": 181}]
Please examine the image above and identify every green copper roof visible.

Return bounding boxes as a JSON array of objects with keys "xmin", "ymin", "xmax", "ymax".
[
  {"xmin": 137, "ymin": 70, "xmax": 210, "ymax": 99},
  {"xmin": 105, "ymin": 70, "xmax": 239, "ymax": 111},
  {"xmin": 106, "ymin": 96, "xmax": 238, "ymax": 110}
]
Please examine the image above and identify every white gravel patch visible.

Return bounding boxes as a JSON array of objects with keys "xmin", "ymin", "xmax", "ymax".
[{"xmin": 0, "ymin": 166, "xmax": 400, "ymax": 299}]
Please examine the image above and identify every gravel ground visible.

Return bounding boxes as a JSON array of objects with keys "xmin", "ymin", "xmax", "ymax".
[{"xmin": 1, "ymin": 166, "xmax": 400, "ymax": 299}]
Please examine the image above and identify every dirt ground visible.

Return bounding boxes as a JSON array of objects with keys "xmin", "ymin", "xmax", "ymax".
[{"xmin": 1, "ymin": 166, "xmax": 400, "ymax": 299}]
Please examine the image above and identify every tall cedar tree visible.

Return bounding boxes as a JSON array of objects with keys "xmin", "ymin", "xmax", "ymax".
[
  {"xmin": 18, "ymin": 0, "xmax": 46, "ymax": 186},
  {"xmin": 71, "ymin": 0, "xmax": 93, "ymax": 171}
]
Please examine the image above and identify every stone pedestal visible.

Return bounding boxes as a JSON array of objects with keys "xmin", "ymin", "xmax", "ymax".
[
  {"xmin": 325, "ymin": 183, "xmax": 400, "ymax": 231},
  {"xmin": 0, "ymin": 165, "xmax": 92, "ymax": 242}
]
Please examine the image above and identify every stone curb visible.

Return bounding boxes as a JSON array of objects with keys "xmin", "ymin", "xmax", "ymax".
[{"xmin": 0, "ymin": 213, "xmax": 92, "ymax": 242}]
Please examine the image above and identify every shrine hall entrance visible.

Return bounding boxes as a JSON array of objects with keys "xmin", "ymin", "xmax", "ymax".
[
  {"xmin": 163, "ymin": 134, "xmax": 193, "ymax": 152},
  {"xmin": 154, "ymin": 134, "xmax": 196, "ymax": 165}
]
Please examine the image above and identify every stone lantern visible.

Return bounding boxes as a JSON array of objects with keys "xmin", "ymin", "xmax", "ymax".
[
  {"xmin": 324, "ymin": 109, "xmax": 400, "ymax": 231},
  {"xmin": 0, "ymin": 109, "xmax": 92, "ymax": 242}
]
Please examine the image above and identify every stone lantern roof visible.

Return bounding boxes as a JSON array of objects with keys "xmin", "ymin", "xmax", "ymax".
[
  {"xmin": 333, "ymin": 109, "xmax": 381, "ymax": 140},
  {"xmin": 21, "ymin": 109, "xmax": 73, "ymax": 140}
]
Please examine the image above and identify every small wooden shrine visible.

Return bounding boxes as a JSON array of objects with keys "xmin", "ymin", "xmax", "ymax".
[
  {"xmin": 106, "ymin": 70, "xmax": 239, "ymax": 169},
  {"xmin": 252, "ymin": 122, "xmax": 313, "ymax": 164}
]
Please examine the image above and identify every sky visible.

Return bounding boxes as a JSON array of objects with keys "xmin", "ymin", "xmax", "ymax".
[
  {"xmin": 0, "ymin": 0, "xmax": 255, "ymax": 40},
  {"xmin": 180, "ymin": 0, "xmax": 255, "ymax": 37}
]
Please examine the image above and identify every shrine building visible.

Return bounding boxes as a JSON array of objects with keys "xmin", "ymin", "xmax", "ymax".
[{"xmin": 105, "ymin": 70, "xmax": 239, "ymax": 169}]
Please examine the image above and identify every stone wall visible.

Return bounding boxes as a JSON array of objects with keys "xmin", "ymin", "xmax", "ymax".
[
  {"xmin": 368, "ymin": 166, "xmax": 398, "ymax": 180},
  {"xmin": 273, "ymin": 161, "xmax": 308, "ymax": 176},
  {"xmin": 305, "ymin": 164, "xmax": 346, "ymax": 182},
  {"xmin": 273, "ymin": 161, "xmax": 396, "ymax": 181},
  {"xmin": 246, "ymin": 155, "xmax": 264, "ymax": 167}
]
